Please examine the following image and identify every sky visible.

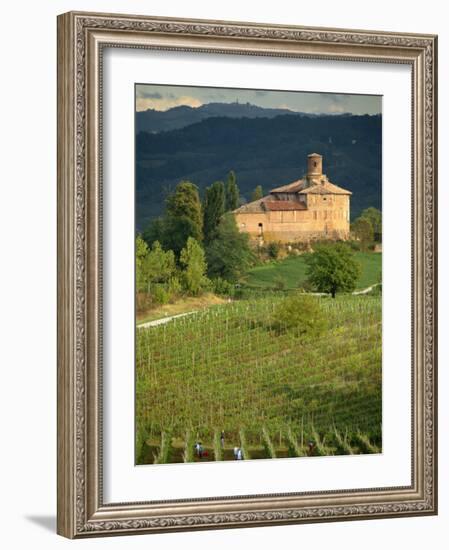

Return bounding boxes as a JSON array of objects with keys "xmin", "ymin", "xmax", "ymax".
[{"xmin": 136, "ymin": 84, "xmax": 381, "ymax": 115}]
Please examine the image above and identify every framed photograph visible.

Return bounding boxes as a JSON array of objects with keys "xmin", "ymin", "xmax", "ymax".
[{"xmin": 57, "ymin": 11, "xmax": 438, "ymax": 538}]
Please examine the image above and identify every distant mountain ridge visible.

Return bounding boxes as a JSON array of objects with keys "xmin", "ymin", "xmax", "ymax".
[
  {"xmin": 136, "ymin": 112, "xmax": 382, "ymax": 231},
  {"xmin": 136, "ymin": 101, "xmax": 329, "ymax": 133}
]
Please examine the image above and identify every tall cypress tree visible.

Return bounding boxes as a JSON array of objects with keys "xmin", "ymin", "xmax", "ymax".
[
  {"xmin": 251, "ymin": 185, "xmax": 264, "ymax": 202},
  {"xmin": 164, "ymin": 180, "xmax": 203, "ymax": 256},
  {"xmin": 203, "ymin": 181, "xmax": 225, "ymax": 242},
  {"xmin": 225, "ymin": 170, "xmax": 240, "ymax": 212}
]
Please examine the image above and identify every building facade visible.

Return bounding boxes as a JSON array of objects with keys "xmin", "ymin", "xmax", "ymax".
[{"xmin": 233, "ymin": 153, "xmax": 351, "ymax": 243}]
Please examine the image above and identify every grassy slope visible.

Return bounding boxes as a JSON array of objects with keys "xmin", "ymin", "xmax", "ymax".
[
  {"xmin": 136, "ymin": 294, "xmax": 382, "ymax": 462},
  {"xmin": 137, "ymin": 293, "xmax": 227, "ymax": 325},
  {"xmin": 244, "ymin": 252, "xmax": 382, "ymax": 291}
]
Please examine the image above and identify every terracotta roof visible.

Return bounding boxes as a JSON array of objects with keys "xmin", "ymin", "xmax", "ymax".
[
  {"xmin": 233, "ymin": 196, "xmax": 308, "ymax": 213},
  {"xmin": 262, "ymin": 200, "xmax": 307, "ymax": 211},
  {"xmin": 300, "ymin": 180, "xmax": 352, "ymax": 195},
  {"xmin": 233, "ymin": 196, "xmax": 270, "ymax": 213},
  {"xmin": 270, "ymin": 179, "xmax": 306, "ymax": 193},
  {"xmin": 233, "ymin": 171, "xmax": 351, "ymax": 215}
]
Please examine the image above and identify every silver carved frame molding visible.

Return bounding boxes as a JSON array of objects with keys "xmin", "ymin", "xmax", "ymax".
[{"xmin": 57, "ymin": 11, "xmax": 438, "ymax": 538}]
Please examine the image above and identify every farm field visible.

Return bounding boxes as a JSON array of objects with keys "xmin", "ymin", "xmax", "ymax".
[
  {"xmin": 244, "ymin": 251, "xmax": 382, "ymax": 291},
  {"xmin": 136, "ymin": 293, "xmax": 382, "ymax": 464}
]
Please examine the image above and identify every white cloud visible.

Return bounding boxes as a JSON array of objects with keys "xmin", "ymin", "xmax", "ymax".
[
  {"xmin": 327, "ymin": 103, "xmax": 346, "ymax": 113},
  {"xmin": 136, "ymin": 95, "xmax": 203, "ymax": 112}
]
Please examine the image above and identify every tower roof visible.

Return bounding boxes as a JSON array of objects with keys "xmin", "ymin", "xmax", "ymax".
[
  {"xmin": 270, "ymin": 179, "xmax": 305, "ymax": 193},
  {"xmin": 270, "ymin": 177, "xmax": 351, "ymax": 195},
  {"xmin": 233, "ymin": 195, "xmax": 307, "ymax": 214},
  {"xmin": 300, "ymin": 180, "xmax": 351, "ymax": 195}
]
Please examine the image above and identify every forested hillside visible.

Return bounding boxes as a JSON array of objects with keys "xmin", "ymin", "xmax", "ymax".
[{"xmin": 136, "ymin": 111, "xmax": 382, "ymax": 230}]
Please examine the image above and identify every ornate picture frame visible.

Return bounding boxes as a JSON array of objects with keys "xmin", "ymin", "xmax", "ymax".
[{"xmin": 57, "ymin": 11, "xmax": 437, "ymax": 538}]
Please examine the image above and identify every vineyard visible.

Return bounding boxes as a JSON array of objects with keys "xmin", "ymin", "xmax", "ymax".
[{"xmin": 136, "ymin": 293, "xmax": 382, "ymax": 464}]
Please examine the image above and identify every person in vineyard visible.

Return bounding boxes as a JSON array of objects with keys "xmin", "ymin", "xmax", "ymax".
[
  {"xmin": 237, "ymin": 448, "xmax": 243, "ymax": 460},
  {"xmin": 220, "ymin": 431, "xmax": 225, "ymax": 448},
  {"xmin": 233, "ymin": 446, "xmax": 239, "ymax": 459},
  {"xmin": 307, "ymin": 440, "xmax": 316, "ymax": 457},
  {"xmin": 194, "ymin": 441, "xmax": 203, "ymax": 458}
]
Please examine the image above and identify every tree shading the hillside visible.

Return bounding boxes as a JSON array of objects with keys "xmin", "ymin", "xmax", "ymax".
[
  {"xmin": 203, "ymin": 181, "xmax": 225, "ymax": 242},
  {"xmin": 305, "ymin": 243, "xmax": 361, "ymax": 298},
  {"xmin": 144, "ymin": 180, "xmax": 203, "ymax": 257},
  {"xmin": 180, "ymin": 237, "xmax": 209, "ymax": 295},
  {"xmin": 205, "ymin": 213, "xmax": 254, "ymax": 282},
  {"xmin": 225, "ymin": 170, "xmax": 240, "ymax": 211}
]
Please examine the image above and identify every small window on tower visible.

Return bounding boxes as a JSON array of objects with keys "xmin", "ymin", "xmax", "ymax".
[{"xmin": 314, "ymin": 161, "xmax": 317, "ymax": 167}]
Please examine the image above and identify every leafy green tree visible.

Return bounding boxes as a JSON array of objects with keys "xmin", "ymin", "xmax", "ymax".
[
  {"xmin": 142, "ymin": 217, "xmax": 166, "ymax": 248},
  {"xmin": 165, "ymin": 181, "xmax": 203, "ymax": 255},
  {"xmin": 166, "ymin": 181, "xmax": 203, "ymax": 228},
  {"xmin": 360, "ymin": 207, "xmax": 382, "ymax": 242},
  {"xmin": 225, "ymin": 170, "xmax": 239, "ymax": 211},
  {"xmin": 180, "ymin": 237, "xmax": 209, "ymax": 295},
  {"xmin": 205, "ymin": 213, "xmax": 255, "ymax": 282},
  {"xmin": 136, "ymin": 235, "xmax": 150, "ymax": 292},
  {"xmin": 143, "ymin": 181, "xmax": 203, "ymax": 258},
  {"xmin": 165, "ymin": 217, "xmax": 203, "ymax": 259},
  {"xmin": 251, "ymin": 185, "xmax": 263, "ymax": 202},
  {"xmin": 146, "ymin": 241, "xmax": 176, "ymax": 285},
  {"xmin": 305, "ymin": 243, "xmax": 361, "ymax": 298},
  {"xmin": 143, "ymin": 182, "xmax": 204, "ymax": 257},
  {"xmin": 351, "ymin": 217, "xmax": 374, "ymax": 250},
  {"xmin": 203, "ymin": 181, "xmax": 225, "ymax": 242}
]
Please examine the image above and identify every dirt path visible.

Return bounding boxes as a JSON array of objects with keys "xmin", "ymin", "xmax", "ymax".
[
  {"xmin": 137, "ymin": 283, "xmax": 381, "ymax": 329},
  {"xmin": 137, "ymin": 311, "xmax": 196, "ymax": 329},
  {"xmin": 352, "ymin": 283, "xmax": 381, "ymax": 295}
]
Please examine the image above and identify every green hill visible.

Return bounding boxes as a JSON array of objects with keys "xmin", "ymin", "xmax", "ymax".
[
  {"xmin": 244, "ymin": 252, "xmax": 382, "ymax": 291},
  {"xmin": 136, "ymin": 112, "xmax": 382, "ymax": 230}
]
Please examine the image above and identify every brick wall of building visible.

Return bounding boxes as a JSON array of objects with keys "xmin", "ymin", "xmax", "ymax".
[{"xmin": 235, "ymin": 194, "xmax": 350, "ymax": 243}]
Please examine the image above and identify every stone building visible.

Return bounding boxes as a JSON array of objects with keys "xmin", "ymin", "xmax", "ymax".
[{"xmin": 233, "ymin": 153, "xmax": 351, "ymax": 243}]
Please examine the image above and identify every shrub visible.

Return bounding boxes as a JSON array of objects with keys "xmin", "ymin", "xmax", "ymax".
[
  {"xmin": 167, "ymin": 276, "xmax": 182, "ymax": 299},
  {"xmin": 272, "ymin": 293, "xmax": 327, "ymax": 335},
  {"xmin": 212, "ymin": 277, "xmax": 234, "ymax": 297},
  {"xmin": 152, "ymin": 284, "xmax": 169, "ymax": 305},
  {"xmin": 347, "ymin": 239, "xmax": 361, "ymax": 251},
  {"xmin": 266, "ymin": 241, "xmax": 281, "ymax": 259}
]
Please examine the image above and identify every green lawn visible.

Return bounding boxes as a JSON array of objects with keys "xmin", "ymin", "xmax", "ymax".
[{"xmin": 244, "ymin": 251, "xmax": 382, "ymax": 291}]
